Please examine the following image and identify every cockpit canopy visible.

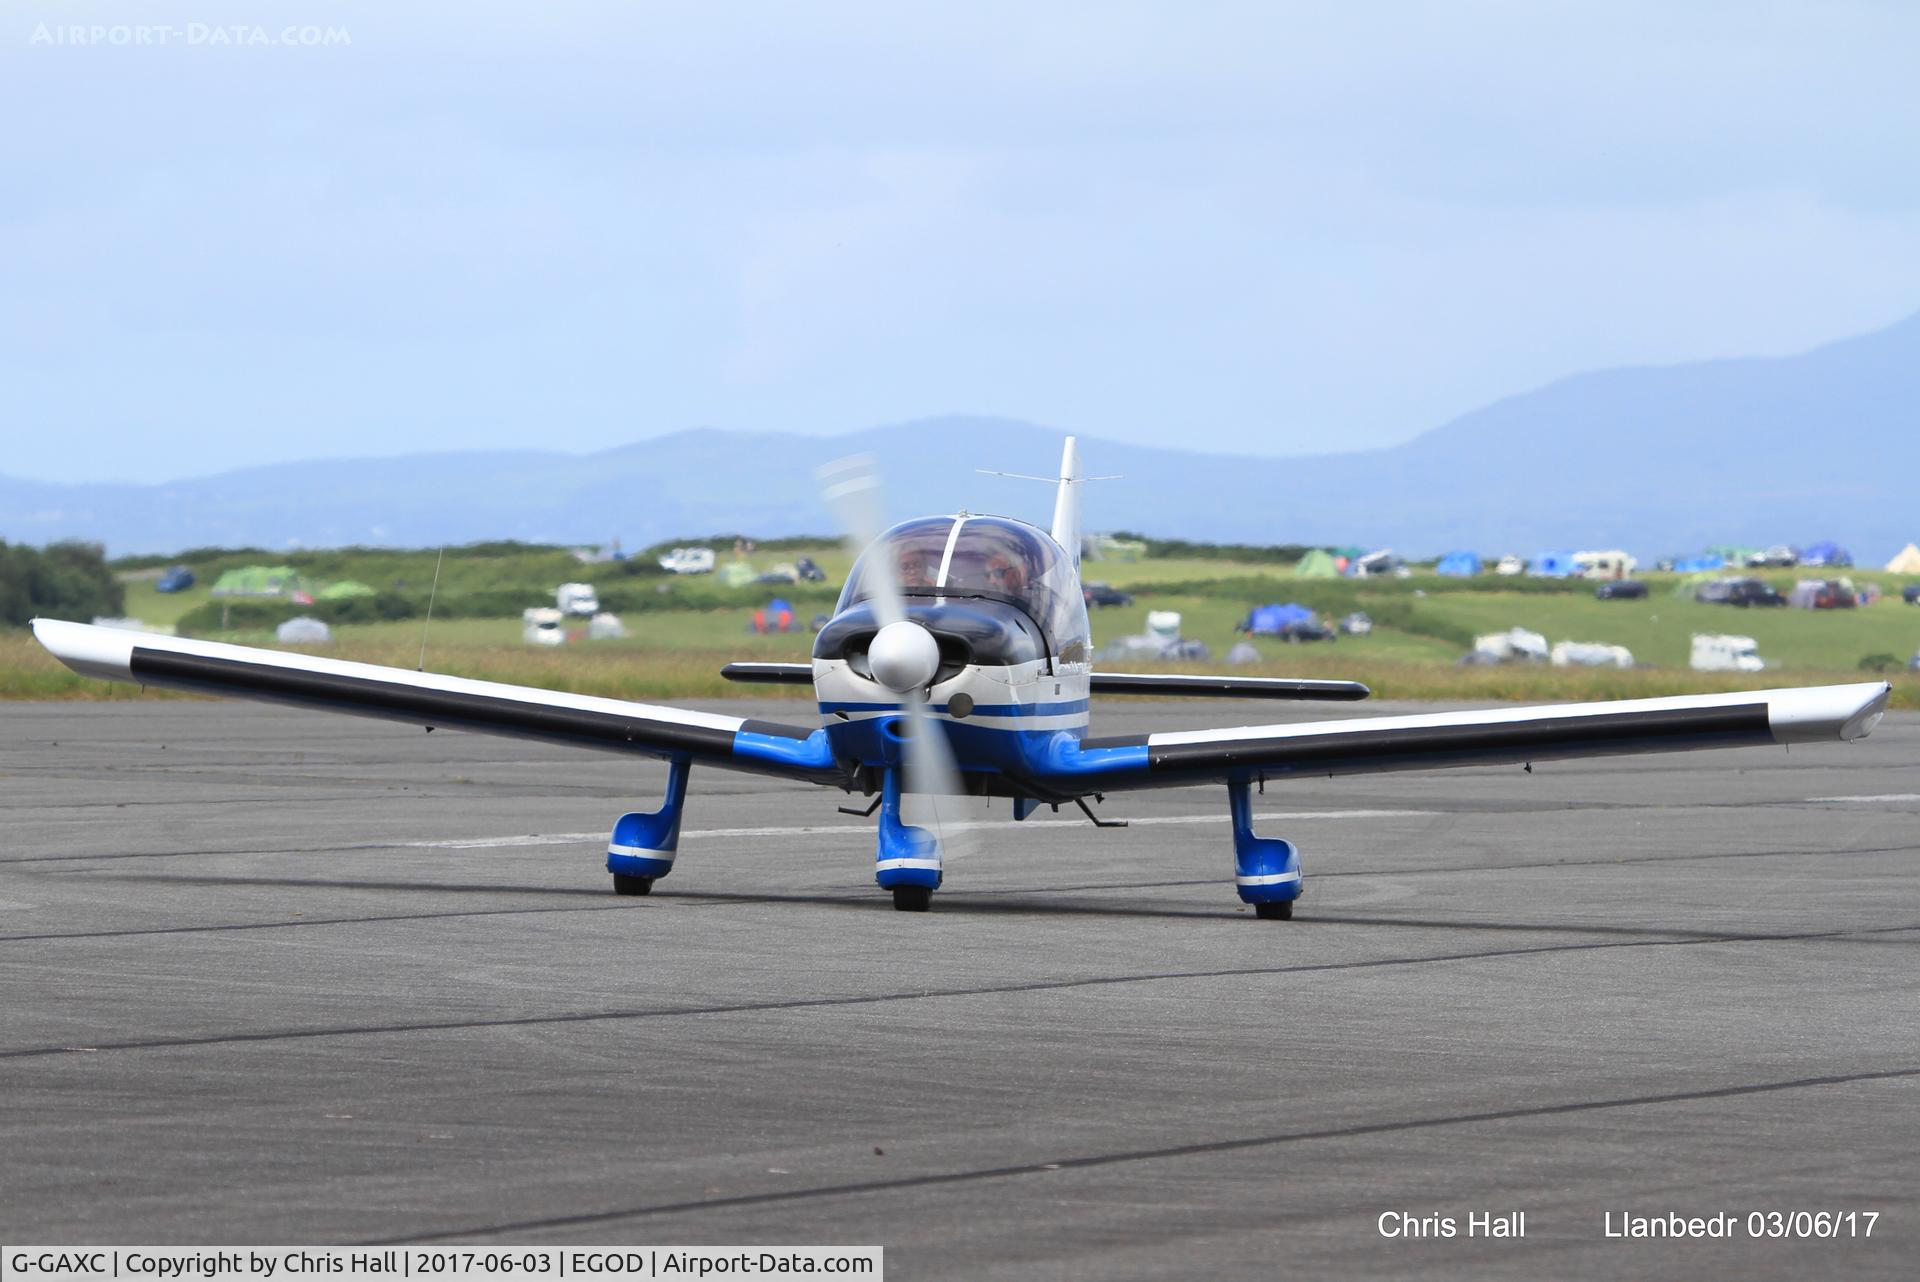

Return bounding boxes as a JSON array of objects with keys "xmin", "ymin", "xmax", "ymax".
[{"xmin": 837, "ymin": 515, "xmax": 1091, "ymax": 660}]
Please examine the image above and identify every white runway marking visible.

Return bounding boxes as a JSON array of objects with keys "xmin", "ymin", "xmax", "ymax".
[
  {"xmin": 398, "ymin": 810, "xmax": 1440, "ymax": 850},
  {"xmin": 1806, "ymin": 794, "xmax": 1920, "ymax": 803}
]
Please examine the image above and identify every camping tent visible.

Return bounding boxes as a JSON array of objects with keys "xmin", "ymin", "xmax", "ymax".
[
  {"xmin": 1292, "ymin": 549, "xmax": 1338, "ymax": 578},
  {"xmin": 1435, "ymin": 551, "xmax": 1482, "ymax": 577},
  {"xmin": 316, "ymin": 580, "xmax": 376, "ymax": 599},
  {"xmin": 1528, "ymin": 550, "xmax": 1576, "ymax": 578},
  {"xmin": 1671, "ymin": 554, "xmax": 1726, "ymax": 573},
  {"xmin": 1800, "ymin": 541, "xmax": 1852, "ymax": 567},
  {"xmin": 1707, "ymin": 545, "xmax": 1762, "ymax": 567},
  {"xmin": 1886, "ymin": 543, "xmax": 1920, "ymax": 574},
  {"xmin": 210, "ymin": 566, "xmax": 305, "ymax": 597},
  {"xmin": 275, "ymin": 616, "xmax": 332, "ymax": 645},
  {"xmin": 1244, "ymin": 603, "xmax": 1314, "ymax": 634}
]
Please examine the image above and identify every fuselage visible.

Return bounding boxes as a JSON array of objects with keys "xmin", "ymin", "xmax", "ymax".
[{"xmin": 811, "ymin": 513, "xmax": 1093, "ymax": 798}]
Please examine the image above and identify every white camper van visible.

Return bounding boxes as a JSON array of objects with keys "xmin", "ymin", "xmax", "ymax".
[
  {"xmin": 522, "ymin": 607, "xmax": 566, "ymax": 647},
  {"xmin": 555, "ymin": 582, "xmax": 599, "ymax": 617},
  {"xmin": 1691, "ymin": 633, "xmax": 1764, "ymax": 673},
  {"xmin": 658, "ymin": 547, "xmax": 717, "ymax": 575},
  {"xmin": 1573, "ymin": 550, "xmax": 1638, "ymax": 581}
]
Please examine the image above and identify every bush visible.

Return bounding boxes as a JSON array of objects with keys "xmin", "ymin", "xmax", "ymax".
[
  {"xmin": 1859, "ymin": 653, "xmax": 1902, "ymax": 673},
  {"xmin": 0, "ymin": 541, "xmax": 125, "ymax": 625}
]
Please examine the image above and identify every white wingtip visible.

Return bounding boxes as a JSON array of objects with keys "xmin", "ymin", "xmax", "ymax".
[
  {"xmin": 31, "ymin": 618, "xmax": 137, "ymax": 683},
  {"xmin": 1767, "ymin": 681, "xmax": 1892, "ymax": 743}
]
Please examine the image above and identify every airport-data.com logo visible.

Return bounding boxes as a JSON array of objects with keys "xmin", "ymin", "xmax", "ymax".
[{"xmin": 28, "ymin": 22, "xmax": 352, "ymax": 48}]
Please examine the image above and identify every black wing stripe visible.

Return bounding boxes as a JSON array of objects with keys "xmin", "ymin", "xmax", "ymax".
[
  {"xmin": 740, "ymin": 717, "xmax": 820, "ymax": 741},
  {"xmin": 129, "ymin": 648, "xmax": 741, "ymax": 758},
  {"xmin": 1148, "ymin": 703, "xmax": 1772, "ymax": 774}
]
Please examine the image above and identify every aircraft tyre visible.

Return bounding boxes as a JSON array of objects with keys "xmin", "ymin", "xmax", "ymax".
[
  {"xmin": 612, "ymin": 873, "xmax": 655, "ymax": 896},
  {"xmin": 1254, "ymin": 901, "xmax": 1293, "ymax": 921},
  {"xmin": 892, "ymin": 885, "xmax": 933, "ymax": 912}
]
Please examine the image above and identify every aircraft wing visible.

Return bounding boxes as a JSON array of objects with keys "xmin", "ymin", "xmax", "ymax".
[
  {"xmin": 31, "ymin": 619, "xmax": 844, "ymax": 785},
  {"xmin": 1064, "ymin": 683, "xmax": 1892, "ymax": 790}
]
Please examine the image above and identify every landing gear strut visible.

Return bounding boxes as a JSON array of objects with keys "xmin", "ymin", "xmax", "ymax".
[
  {"xmin": 875, "ymin": 768, "xmax": 942, "ymax": 911},
  {"xmin": 1229, "ymin": 776, "xmax": 1301, "ymax": 920},
  {"xmin": 607, "ymin": 756, "xmax": 691, "ymax": 896}
]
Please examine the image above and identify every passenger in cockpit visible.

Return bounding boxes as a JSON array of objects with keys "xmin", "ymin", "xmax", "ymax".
[{"xmin": 983, "ymin": 552, "xmax": 1028, "ymax": 599}]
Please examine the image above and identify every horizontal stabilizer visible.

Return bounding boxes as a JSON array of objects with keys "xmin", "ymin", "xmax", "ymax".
[
  {"xmin": 1089, "ymin": 672, "xmax": 1370, "ymax": 701},
  {"xmin": 721, "ymin": 661, "xmax": 815, "ymax": 685}
]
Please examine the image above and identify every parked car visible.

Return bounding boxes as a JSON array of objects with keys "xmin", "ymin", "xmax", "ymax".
[
  {"xmin": 154, "ymin": 566, "xmax": 195, "ymax": 593},
  {"xmin": 1746, "ymin": 545, "xmax": 1800, "ymax": 568},
  {"xmin": 1902, "ymin": 584, "xmax": 1920, "ymax": 606},
  {"xmin": 1696, "ymin": 577, "xmax": 1785, "ymax": 607},
  {"xmin": 1082, "ymin": 581, "xmax": 1135, "ymax": 608},
  {"xmin": 794, "ymin": 556, "xmax": 827, "ymax": 583},
  {"xmin": 1594, "ymin": 579, "xmax": 1648, "ymax": 600},
  {"xmin": 1277, "ymin": 617, "xmax": 1337, "ymax": 643}
]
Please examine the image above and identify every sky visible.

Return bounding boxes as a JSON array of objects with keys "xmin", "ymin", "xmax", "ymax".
[{"xmin": 4, "ymin": 1, "xmax": 1919, "ymax": 484}]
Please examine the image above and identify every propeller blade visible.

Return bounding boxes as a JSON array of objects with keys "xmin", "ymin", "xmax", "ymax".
[
  {"xmin": 899, "ymin": 687, "xmax": 979, "ymax": 865},
  {"xmin": 819, "ymin": 453, "xmax": 977, "ymax": 862},
  {"xmin": 817, "ymin": 453, "xmax": 903, "ymax": 630}
]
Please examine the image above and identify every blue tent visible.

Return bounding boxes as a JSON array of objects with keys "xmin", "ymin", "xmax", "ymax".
[
  {"xmin": 1671, "ymin": 554, "xmax": 1725, "ymax": 573},
  {"xmin": 1245, "ymin": 603, "xmax": 1314, "ymax": 634},
  {"xmin": 1530, "ymin": 550, "xmax": 1576, "ymax": 578},
  {"xmin": 1435, "ymin": 551, "xmax": 1481, "ymax": 577},
  {"xmin": 1800, "ymin": 541, "xmax": 1852, "ymax": 567}
]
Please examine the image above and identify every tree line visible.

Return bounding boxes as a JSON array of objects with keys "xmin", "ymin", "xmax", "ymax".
[{"xmin": 0, "ymin": 541, "xmax": 124, "ymax": 626}]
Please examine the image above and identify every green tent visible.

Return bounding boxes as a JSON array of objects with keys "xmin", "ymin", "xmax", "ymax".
[
  {"xmin": 1707, "ymin": 545, "xmax": 1761, "ymax": 566},
  {"xmin": 1293, "ymin": 549, "xmax": 1339, "ymax": 579},
  {"xmin": 210, "ymin": 565, "xmax": 305, "ymax": 597},
  {"xmin": 719, "ymin": 561, "xmax": 757, "ymax": 588},
  {"xmin": 316, "ymin": 580, "xmax": 376, "ymax": 599}
]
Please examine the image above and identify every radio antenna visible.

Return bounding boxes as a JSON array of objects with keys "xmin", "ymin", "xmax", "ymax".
[{"xmin": 417, "ymin": 546, "xmax": 445, "ymax": 672}]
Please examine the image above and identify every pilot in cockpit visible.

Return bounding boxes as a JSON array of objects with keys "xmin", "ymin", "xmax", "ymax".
[{"xmin": 896, "ymin": 549, "xmax": 937, "ymax": 588}]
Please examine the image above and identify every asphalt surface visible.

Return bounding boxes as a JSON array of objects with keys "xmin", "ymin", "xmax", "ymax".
[{"xmin": 2, "ymin": 696, "xmax": 1916, "ymax": 1278}]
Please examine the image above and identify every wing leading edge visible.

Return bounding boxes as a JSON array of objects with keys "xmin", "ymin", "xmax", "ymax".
[
  {"xmin": 31, "ymin": 619, "xmax": 843, "ymax": 784},
  {"xmin": 1060, "ymin": 683, "xmax": 1892, "ymax": 790}
]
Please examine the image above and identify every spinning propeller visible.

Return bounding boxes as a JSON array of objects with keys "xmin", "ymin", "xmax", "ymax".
[{"xmin": 818, "ymin": 455, "xmax": 977, "ymax": 860}]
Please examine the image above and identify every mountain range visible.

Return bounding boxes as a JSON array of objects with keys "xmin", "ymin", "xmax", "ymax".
[{"xmin": 4, "ymin": 311, "xmax": 1916, "ymax": 559}]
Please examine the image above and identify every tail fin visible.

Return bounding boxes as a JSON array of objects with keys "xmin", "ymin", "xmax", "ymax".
[{"xmin": 1051, "ymin": 436, "xmax": 1082, "ymax": 568}]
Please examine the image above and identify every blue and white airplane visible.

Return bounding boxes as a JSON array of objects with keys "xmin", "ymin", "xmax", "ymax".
[{"xmin": 32, "ymin": 439, "xmax": 1892, "ymax": 917}]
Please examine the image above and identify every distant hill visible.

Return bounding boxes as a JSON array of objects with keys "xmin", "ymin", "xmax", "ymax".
[{"xmin": 4, "ymin": 311, "xmax": 1917, "ymax": 559}]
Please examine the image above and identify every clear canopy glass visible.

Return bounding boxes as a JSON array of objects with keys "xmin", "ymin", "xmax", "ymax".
[{"xmin": 837, "ymin": 516, "xmax": 1090, "ymax": 661}]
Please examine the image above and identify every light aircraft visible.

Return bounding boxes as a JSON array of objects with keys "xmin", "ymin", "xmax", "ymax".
[{"xmin": 33, "ymin": 439, "xmax": 1892, "ymax": 917}]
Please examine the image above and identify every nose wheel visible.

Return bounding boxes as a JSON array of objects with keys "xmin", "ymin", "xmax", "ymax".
[{"xmin": 891, "ymin": 885, "xmax": 933, "ymax": 912}]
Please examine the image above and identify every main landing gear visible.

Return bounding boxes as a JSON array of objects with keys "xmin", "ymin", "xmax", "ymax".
[
  {"xmin": 607, "ymin": 756, "xmax": 691, "ymax": 897},
  {"xmin": 1230, "ymin": 776, "xmax": 1302, "ymax": 921}
]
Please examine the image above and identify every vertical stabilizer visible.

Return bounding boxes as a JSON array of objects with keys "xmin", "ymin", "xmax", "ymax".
[{"xmin": 1051, "ymin": 436, "xmax": 1082, "ymax": 568}]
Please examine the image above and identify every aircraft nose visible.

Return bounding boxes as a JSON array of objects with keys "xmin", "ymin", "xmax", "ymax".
[{"xmin": 868, "ymin": 620, "xmax": 941, "ymax": 693}]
